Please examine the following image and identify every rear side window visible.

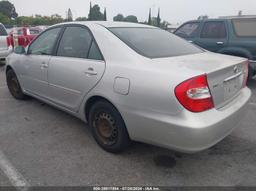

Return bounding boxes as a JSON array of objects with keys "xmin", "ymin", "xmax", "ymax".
[
  {"xmin": 57, "ymin": 27, "xmax": 93, "ymax": 59},
  {"xmin": 29, "ymin": 27, "xmax": 61, "ymax": 55},
  {"xmin": 175, "ymin": 22, "xmax": 200, "ymax": 38},
  {"xmin": 109, "ymin": 27, "xmax": 203, "ymax": 58},
  {"xmin": 0, "ymin": 25, "xmax": 7, "ymax": 36},
  {"xmin": 88, "ymin": 41, "xmax": 103, "ymax": 60},
  {"xmin": 232, "ymin": 18, "xmax": 256, "ymax": 37},
  {"xmin": 201, "ymin": 22, "xmax": 227, "ymax": 38}
]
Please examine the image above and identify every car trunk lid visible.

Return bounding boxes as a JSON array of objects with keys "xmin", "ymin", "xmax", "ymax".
[
  {"xmin": 207, "ymin": 60, "xmax": 247, "ymax": 109},
  {"xmin": 152, "ymin": 52, "xmax": 248, "ymax": 110}
]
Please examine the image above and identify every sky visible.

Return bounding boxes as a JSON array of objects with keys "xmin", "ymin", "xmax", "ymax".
[{"xmin": 9, "ymin": 0, "xmax": 256, "ymax": 24}]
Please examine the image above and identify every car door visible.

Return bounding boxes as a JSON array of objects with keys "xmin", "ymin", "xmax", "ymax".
[
  {"xmin": 195, "ymin": 21, "xmax": 228, "ymax": 52},
  {"xmin": 47, "ymin": 25, "xmax": 105, "ymax": 112},
  {"xmin": 21, "ymin": 27, "xmax": 62, "ymax": 97},
  {"xmin": 174, "ymin": 22, "xmax": 201, "ymax": 43}
]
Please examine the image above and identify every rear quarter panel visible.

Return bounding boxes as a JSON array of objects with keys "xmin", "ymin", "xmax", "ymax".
[{"xmin": 78, "ymin": 24, "xmax": 185, "ymax": 123}]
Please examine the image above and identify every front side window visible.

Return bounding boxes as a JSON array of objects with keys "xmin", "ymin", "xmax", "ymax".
[
  {"xmin": 109, "ymin": 27, "xmax": 203, "ymax": 58},
  {"xmin": 29, "ymin": 27, "xmax": 61, "ymax": 55},
  {"xmin": 57, "ymin": 27, "xmax": 93, "ymax": 59},
  {"xmin": 232, "ymin": 18, "xmax": 256, "ymax": 37},
  {"xmin": 0, "ymin": 25, "xmax": 7, "ymax": 36},
  {"xmin": 175, "ymin": 22, "xmax": 200, "ymax": 38},
  {"xmin": 201, "ymin": 21, "xmax": 227, "ymax": 38}
]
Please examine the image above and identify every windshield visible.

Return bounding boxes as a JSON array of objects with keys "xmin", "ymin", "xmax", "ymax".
[{"xmin": 109, "ymin": 27, "xmax": 203, "ymax": 58}]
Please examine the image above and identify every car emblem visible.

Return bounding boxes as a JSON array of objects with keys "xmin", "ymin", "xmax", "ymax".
[{"xmin": 233, "ymin": 66, "xmax": 239, "ymax": 74}]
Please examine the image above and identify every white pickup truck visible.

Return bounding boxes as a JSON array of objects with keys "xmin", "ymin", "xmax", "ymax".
[{"xmin": 0, "ymin": 23, "xmax": 12, "ymax": 62}]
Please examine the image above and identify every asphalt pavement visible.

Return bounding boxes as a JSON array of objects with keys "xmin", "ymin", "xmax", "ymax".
[{"xmin": 0, "ymin": 63, "xmax": 256, "ymax": 187}]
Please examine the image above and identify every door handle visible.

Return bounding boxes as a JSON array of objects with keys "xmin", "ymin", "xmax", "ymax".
[
  {"xmin": 84, "ymin": 68, "xmax": 98, "ymax": 76},
  {"xmin": 188, "ymin": 40, "xmax": 193, "ymax": 43},
  {"xmin": 40, "ymin": 62, "xmax": 48, "ymax": 69},
  {"xmin": 216, "ymin": 41, "xmax": 224, "ymax": 45}
]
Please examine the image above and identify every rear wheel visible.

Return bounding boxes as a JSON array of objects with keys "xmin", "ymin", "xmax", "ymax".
[
  {"xmin": 89, "ymin": 101, "xmax": 130, "ymax": 153},
  {"xmin": 6, "ymin": 70, "xmax": 28, "ymax": 100}
]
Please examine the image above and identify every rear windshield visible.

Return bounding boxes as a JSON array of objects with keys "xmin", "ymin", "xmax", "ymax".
[
  {"xmin": 232, "ymin": 18, "xmax": 256, "ymax": 37},
  {"xmin": 0, "ymin": 25, "xmax": 7, "ymax": 36},
  {"xmin": 109, "ymin": 27, "xmax": 203, "ymax": 58}
]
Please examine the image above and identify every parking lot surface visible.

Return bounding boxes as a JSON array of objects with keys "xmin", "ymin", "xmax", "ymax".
[{"xmin": 0, "ymin": 63, "xmax": 256, "ymax": 187}]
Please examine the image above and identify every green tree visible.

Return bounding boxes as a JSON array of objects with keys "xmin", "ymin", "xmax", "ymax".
[
  {"xmin": 124, "ymin": 15, "xmax": 138, "ymax": 23},
  {"xmin": 148, "ymin": 8, "xmax": 152, "ymax": 25},
  {"xmin": 113, "ymin": 14, "xmax": 124, "ymax": 21},
  {"xmin": 16, "ymin": 16, "xmax": 33, "ymax": 26},
  {"xmin": 67, "ymin": 8, "xmax": 73, "ymax": 21},
  {"xmin": 103, "ymin": 8, "xmax": 107, "ymax": 21},
  {"xmin": 50, "ymin": 14, "xmax": 64, "ymax": 24},
  {"xmin": 113, "ymin": 14, "xmax": 138, "ymax": 23},
  {"xmin": 88, "ymin": 4, "xmax": 104, "ymax": 21},
  {"xmin": 13, "ymin": 14, "xmax": 64, "ymax": 26},
  {"xmin": 0, "ymin": 12, "xmax": 10, "ymax": 24},
  {"xmin": 0, "ymin": 0, "xmax": 18, "ymax": 19},
  {"xmin": 88, "ymin": 1, "xmax": 92, "ymax": 21},
  {"xmin": 157, "ymin": 8, "xmax": 161, "ymax": 27},
  {"xmin": 76, "ymin": 17, "xmax": 87, "ymax": 21}
]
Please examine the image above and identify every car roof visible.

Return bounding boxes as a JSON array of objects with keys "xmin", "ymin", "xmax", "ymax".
[
  {"xmin": 184, "ymin": 17, "xmax": 256, "ymax": 24},
  {"xmin": 52, "ymin": 21, "xmax": 156, "ymax": 29},
  {"xmin": 183, "ymin": 19, "xmax": 229, "ymax": 23},
  {"xmin": 93, "ymin": 21, "xmax": 155, "ymax": 28}
]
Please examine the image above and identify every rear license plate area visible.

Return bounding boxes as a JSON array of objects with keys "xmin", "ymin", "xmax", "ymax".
[{"xmin": 224, "ymin": 74, "xmax": 243, "ymax": 99}]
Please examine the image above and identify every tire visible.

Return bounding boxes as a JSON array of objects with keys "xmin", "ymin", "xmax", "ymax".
[
  {"xmin": 89, "ymin": 101, "xmax": 130, "ymax": 153},
  {"xmin": 6, "ymin": 70, "xmax": 28, "ymax": 100}
]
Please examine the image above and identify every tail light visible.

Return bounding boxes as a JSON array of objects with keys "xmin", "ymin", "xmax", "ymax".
[
  {"xmin": 175, "ymin": 74, "xmax": 214, "ymax": 113},
  {"xmin": 242, "ymin": 60, "xmax": 249, "ymax": 88}
]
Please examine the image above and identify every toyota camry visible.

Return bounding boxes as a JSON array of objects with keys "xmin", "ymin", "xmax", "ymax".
[{"xmin": 5, "ymin": 21, "xmax": 251, "ymax": 153}]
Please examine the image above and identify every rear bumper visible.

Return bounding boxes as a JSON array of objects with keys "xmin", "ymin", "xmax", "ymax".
[
  {"xmin": 121, "ymin": 87, "xmax": 251, "ymax": 153},
  {"xmin": 0, "ymin": 47, "xmax": 12, "ymax": 59}
]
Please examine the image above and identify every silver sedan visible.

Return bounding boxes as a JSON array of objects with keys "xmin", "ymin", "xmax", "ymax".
[{"xmin": 5, "ymin": 21, "xmax": 251, "ymax": 153}]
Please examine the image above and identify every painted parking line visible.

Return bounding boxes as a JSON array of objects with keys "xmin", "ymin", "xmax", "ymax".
[{"xmin": 0, "ymin": 151, "xmax": 30, "ymax": 191}]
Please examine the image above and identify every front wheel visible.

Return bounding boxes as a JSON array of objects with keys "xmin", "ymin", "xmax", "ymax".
[
  {"xmin": 6, "ymin": 70, "xmax": 28, "ymax": 100},
  {"xmin": 89, "ymin": 101, "xmax": 130, "ymax": 153}
]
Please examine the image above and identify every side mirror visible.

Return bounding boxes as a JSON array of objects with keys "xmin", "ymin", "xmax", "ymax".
[{"xmin": 14, "ymin": 46, "xmax": 26, "ymax": 54}]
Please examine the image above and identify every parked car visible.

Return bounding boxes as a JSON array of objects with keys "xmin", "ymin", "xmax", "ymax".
[
  {"xmin": 174, "ymin": 17, "xmax": 256, "ymax": 79},
  {"xmin": 29, "ymin": 27, "xmax": 43, "ymax": 35},
  {"xmin": 166, "ymin": 24, "xmax": 180, "ymax": 33},
  {"xmin": 6, "ymin": 22, "xmax": 251, "ymax": 153},
  {"xmin": 7, "ymin": 27, "xmax": 38, "ymax": 48},
  {"xmin": 0, "ymin": 23, "xmax": 12, "ymax": 61}
]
